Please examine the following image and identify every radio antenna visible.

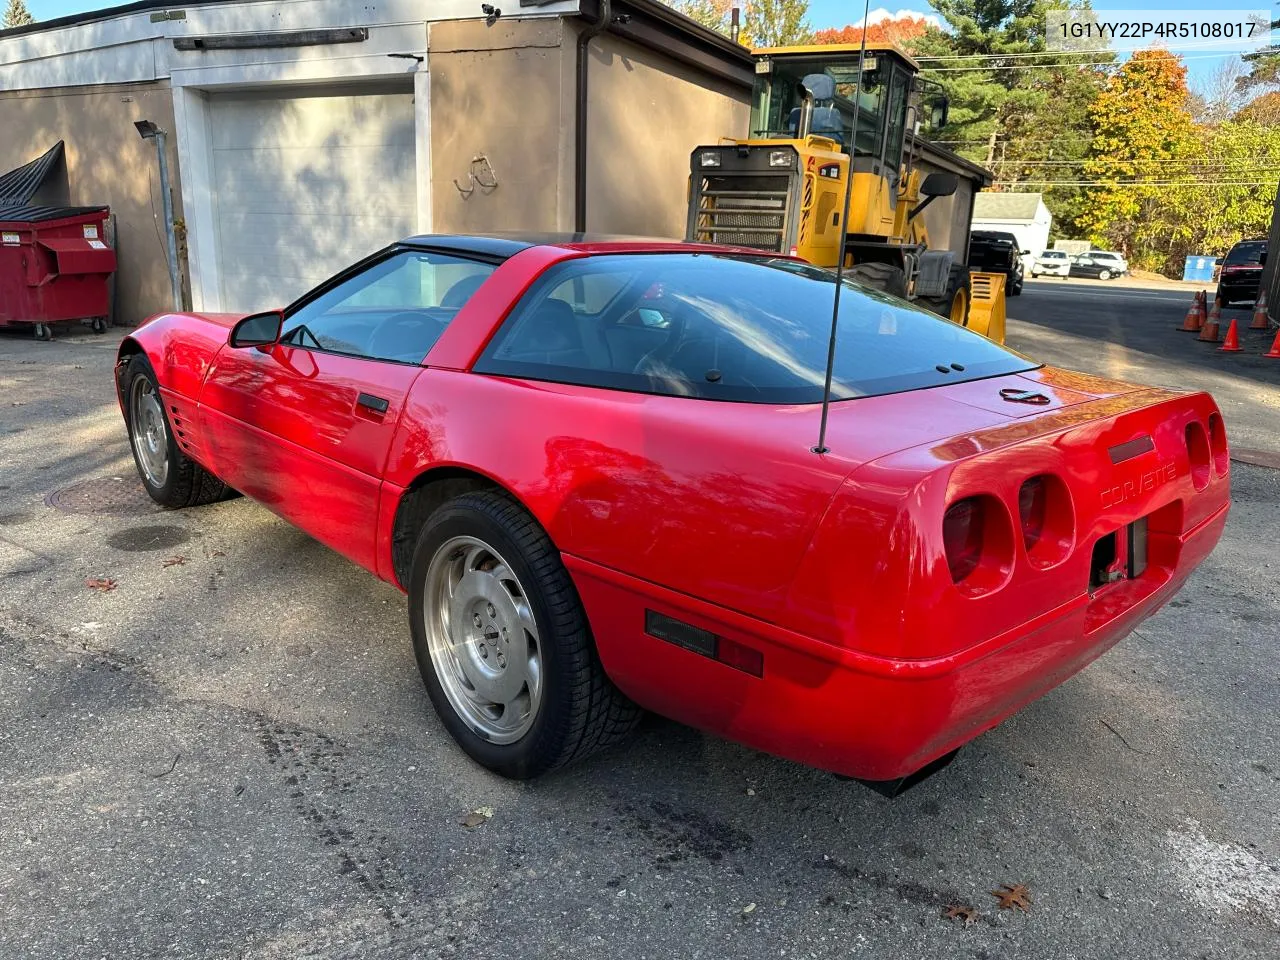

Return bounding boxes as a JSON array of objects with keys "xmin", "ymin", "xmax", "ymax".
[{"xmin": 813, "ymin": 0, "xmax": 873, "ymax": 455}]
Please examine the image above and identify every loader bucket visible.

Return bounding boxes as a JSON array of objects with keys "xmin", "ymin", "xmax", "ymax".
[{"xmin": 967, "ymin": 271, "xmax": 1007, "ymax": 344}]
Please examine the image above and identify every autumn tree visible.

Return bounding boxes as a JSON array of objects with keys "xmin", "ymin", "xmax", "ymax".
[
  {"xmin": 3, "ymin": 0, "xmax": 35, "ymax": 28},
  {"xmin": 669, "ymin": 0, "xmax": 731, "ymax": 35},
  {"xmin": 739, "ymin": 0, "xmax": 814, "ymax": 48},
  {"xmin": 813, "ymin": 13, "xmax": 933, "ymax": 48},
  {"xmin": 1077, "ymin": 50, "xmax": 1197, "ymax": 267},
  {"xmin": 1238, "ymin": 91, "xmax": 1280, "ymax": 124}
]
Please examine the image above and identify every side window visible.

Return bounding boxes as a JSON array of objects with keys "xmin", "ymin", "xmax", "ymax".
[{"xmin": 280, "ymin": 251, "xmax": 495, "ymax": 364}]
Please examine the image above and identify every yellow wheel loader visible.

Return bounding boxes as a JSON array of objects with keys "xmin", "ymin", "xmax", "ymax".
[{"xmin": 685, "ymin": 44, "xmax": 1006, "ymax": 342}]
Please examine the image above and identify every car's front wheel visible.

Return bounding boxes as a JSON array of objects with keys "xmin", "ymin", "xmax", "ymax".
[
  {"xmin": 122, "ymin": 354, "xmax": 233, "ymax": 508},
  {"xmin": 408, "ymin": 490, "xmax": 641, "ymax": 778},
  {"xmin": 1098, "ymin": 269, "xmax": 1112, "ymax": 281}
]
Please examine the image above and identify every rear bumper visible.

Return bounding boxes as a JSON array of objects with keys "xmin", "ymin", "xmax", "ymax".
[
  {"xmin": 567, "ymin": 500, "xmax": 1227, "ymax": 782},
  {"xmin": 1217, "ymin": 277, "xmax": 1261, "ymax": 299}
]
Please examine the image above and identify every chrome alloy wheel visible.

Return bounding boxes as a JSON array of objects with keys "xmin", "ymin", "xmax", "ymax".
[
  {"xmin": 130, "ymin": 377, "xmax": 170, "ymax": 488},
  {"xmin": 423, "ymin": 536, "xmax": 543, "ymax": 744}
]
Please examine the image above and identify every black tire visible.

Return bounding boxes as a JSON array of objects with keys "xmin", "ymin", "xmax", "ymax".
[
  {"xmin": 408, "ymin": 490, "xmax": 641, "ymax": 778},
  {"xmin": 33, "ymin": 323, "xmax": 52, "ymax": 342},
  {"xmin": 91, "ymin": 317, "xmax": 108, "ymax": 334},
  {"xmin": 122, "ymin": 353, "xmax": 232, "ymax": 508},
  {"xmin": 848, "ymin": 261, "xmax": 907, "ymax": 299},
  {"xmin": 919, "ymin": 264, "xmax": 972, "ymax": 324},
  {"xmin": 1009, "ymin": 277, "xmax": 1023, "ymax": 296}
]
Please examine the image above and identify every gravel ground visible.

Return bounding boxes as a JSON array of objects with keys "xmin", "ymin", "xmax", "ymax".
[{"xmin": 0, "ymin": 321, "xmax": 1276, "ymax": 960}]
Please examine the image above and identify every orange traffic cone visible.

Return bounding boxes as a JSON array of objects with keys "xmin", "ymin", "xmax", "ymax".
[
  {"xmin": 1179, "ymin": 291, "xmax": 1206, "ymax": 331},
  {"xmin": 1219, "ymin": 318, "xmax": 1242, "ymax": 352},
  {"xmin": 1264, "ymin": 328, "xmax": 1280, "ymax": 358},
  {"xmin": 1250, "ymin": 291, "xmax": 1270, "ymax": 330},
  {"xmin": 1198, "ymin": 300, "xmax": 1222, "ymax": 342}
]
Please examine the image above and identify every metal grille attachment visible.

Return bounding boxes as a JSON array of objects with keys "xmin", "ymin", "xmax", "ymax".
[{"xmin": 690, "ymin": 174, "xmax": 792, "ymax": 252}]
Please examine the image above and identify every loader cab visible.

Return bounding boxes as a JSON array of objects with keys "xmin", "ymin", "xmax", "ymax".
[{"xmin": 750, "ymin": 45, "xmax": 919, "ymax": 181}]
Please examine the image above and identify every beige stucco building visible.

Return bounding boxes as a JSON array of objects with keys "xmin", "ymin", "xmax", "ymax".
[{"xmin": 0, "ymin": 0, "xmax": 752, "ymax": 323}]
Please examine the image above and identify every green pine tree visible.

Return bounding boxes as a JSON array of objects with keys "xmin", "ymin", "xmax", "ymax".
[{"xmin": 3, "ymin": 0, "xmax": 35, "ymax": 29}]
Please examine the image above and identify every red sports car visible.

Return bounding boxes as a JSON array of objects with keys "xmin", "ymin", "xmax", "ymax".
[{"xmin": 115, "ymin": 235, "xmax": 1229, "ymax": 792}]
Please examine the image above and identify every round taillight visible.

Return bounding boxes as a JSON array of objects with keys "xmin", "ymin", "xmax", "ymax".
[
  {"xmin": 943, "ymin": 494, "xmax": 1014, "ymax": 594},
  {"xmin": 1208, "ymin": 413, "xmax": 1229, "ymax": 477},
  {"xmin": 1018, "ymin": 474, "xmax": 1074, "ymax": 569},
  {"xmin": 1185, "ymin": 421, "xmax": 1211, "ymax": 491}
]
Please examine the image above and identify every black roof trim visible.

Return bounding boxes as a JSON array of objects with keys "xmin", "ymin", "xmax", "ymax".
[
  {"xmin": 396, "ymin": 232, "xmax": 689, "ymax": 258},
  {"xmin": 0, "ymin": 204, "xmax": 108, "ymax": 223}
]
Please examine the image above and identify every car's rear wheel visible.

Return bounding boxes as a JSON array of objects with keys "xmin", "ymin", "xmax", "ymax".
[
  {"xmin": 123, "ymin": 354, "xmax": 233, "ymax": 508},
  {"xmin": 408, "ymin": 490, "xmax": 641, "ymax": 778}
]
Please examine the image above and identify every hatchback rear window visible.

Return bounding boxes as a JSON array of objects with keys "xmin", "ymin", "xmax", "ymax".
[
  {"xmin": 1225, "ymin": 242, "xmax": 1266, "ymax": 265},
  {"xmin": 476, "ymin": 253, "xmax": 1037, "ymax": 403}
]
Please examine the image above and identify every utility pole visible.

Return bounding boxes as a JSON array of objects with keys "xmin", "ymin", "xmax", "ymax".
[{"xmin": 985, "ymin": 126, "xmax": 999, "ymax": 168}]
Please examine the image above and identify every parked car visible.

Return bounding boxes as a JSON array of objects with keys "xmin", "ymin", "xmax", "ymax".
[
  {"xmin": 1215, "ymin": 239, "xmax": 1267, "ymax": 306},
  {"xmin": 1088, "ymin": 250, "xmax": 1128, "ymax": 275},
  {"xmin": 115, "ymin": 234, "xmax": 1229, "ymax": 791},
  {"xmin": 1030, "ymin": 249, "xmax": 1071, "ymax": 278},
  {"xmin": 1068, "ymin": 254, "xmax": 1120, "ymax": 280},
  {"xmin": 968, "ymin": 230, "xmax": 1025, "ymax": 295}
]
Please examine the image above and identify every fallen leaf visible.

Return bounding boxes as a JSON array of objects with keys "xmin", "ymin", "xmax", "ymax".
[
  {"xmin": 460, "ymin": 806, "xmax": 494, "ymax": 829},
  {"xmin": 162, "ymin": 556, "xmax": 188, "ymax": 567},
  {"xmin": 741, "ymin": 902, "xmax": 756, "ymax": 915},
  {"xmin": 943, "ymin": 904, "xmax": 978, "ymax": 927},
  {"xmin": 209, "ymin": 550, "xmax": 226, "ymax": 558},
  {"xmin": 85, "ymin": 578, "xmax": 117, "ymax": 593},
  {"xmin": 990, "ymin": 882, "xmax": 1032, "ymax": 912}
]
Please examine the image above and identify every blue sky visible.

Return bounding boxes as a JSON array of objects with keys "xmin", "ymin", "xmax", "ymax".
[{"xmin": 24, "ymin": 0, "xmax": 1267, "ymax": 85}]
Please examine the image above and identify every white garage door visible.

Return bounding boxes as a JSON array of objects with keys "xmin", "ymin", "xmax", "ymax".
[{"xmin": 209, "ymin": 89, "xmax": 417, "ymax": 312}]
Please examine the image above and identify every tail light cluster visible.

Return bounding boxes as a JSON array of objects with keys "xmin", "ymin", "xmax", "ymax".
[
  {"xmin": 943, "ymin": 474, "xmax": 1075, "ymax": 593},
  {"xmin": 942, "ymin": 494, "xmax": 1014, "ymax": 595}
]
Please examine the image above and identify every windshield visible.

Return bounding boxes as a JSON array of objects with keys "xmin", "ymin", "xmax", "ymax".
[
  {"xmin": 1041, "ymin": 251, "xmax": 1067, "ymax": 259},
  {"xmin": 477, "ymin": 254, "xmax": 1036, "ymax": 404},
  {"xmin": 1225, "ymin": 242, "xmax": 1266, "ymax": 265},
  {"xmin": 750, "ymin": 55, "xmax": 904, "ymax": 159}
]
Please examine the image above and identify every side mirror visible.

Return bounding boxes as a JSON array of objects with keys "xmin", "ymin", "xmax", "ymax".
[
  {"xmin": 1021, "ymin": 249, "xmax": 1031, "ymax": 256},
  {"xmin": 230, "ymin": 309, "xmax": 283, "ymax": 348},
  {"xmin": 920, "ymin": 172, "xmax": 958, "ymax": 198},
  {"xmin": 930, "ymin": 97, "xmax": 949, "ymax": 129}
]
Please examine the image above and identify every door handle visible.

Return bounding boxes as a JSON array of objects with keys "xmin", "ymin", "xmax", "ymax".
[{"xmin": 356, "ymin": 392, "xmax": 390, "ymax": 414}]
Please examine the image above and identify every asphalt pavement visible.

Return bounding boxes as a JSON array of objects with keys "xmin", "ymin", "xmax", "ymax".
[
  {"xmin": 0, "ymin": 308, "xmax": 1276, "ymax": 960},
  {"xmin": 1008, "ymin": 276, "xmax": 1280, "ymax": 459}
]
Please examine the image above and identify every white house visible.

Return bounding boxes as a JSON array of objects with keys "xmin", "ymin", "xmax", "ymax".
[{"xmin": 971, "ymin": 192, "xmax": 1052, "ymax": 271}]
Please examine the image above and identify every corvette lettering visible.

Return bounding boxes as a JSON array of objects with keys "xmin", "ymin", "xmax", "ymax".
[{"xmin": 1101, "ymin": 461, "xmax": 1176, "ymax": 508}]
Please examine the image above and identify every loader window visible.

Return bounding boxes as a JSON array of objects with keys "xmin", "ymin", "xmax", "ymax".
[{"xmin": 751, "ymin": 56, "xmax": 889, "ymax": 160}]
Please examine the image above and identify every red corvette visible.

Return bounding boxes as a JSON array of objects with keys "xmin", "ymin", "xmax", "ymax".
[{"xmin": 116, "ymin": 235, "xmax": 1229, "ymax": 792}]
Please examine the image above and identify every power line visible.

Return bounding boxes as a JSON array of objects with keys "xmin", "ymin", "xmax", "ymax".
[
  {"xmin": 922, "ymin": 52, "xmax": 1240, "ymax": 72},
  {"xmin": 992, "ymin": 179, "xmax": 1275, "ymax": 186}
]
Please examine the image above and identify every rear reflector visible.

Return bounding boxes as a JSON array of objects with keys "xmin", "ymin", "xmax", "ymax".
[
  {"xmin": 1108, "ymin": 435, "xmax": 1154, "ymax": 464},
  {"xmin": 942, "ymin": 498, "xmax": 984, "ymax": 583},
  {"xmin": 644, "ymin": 610, "xmax": 763, "ymax": 677}
]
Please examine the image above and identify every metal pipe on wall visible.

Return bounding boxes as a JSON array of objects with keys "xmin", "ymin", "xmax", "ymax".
[{"xmin": 574, "ymin": 0, "xmax": 612, "ymax": 234}]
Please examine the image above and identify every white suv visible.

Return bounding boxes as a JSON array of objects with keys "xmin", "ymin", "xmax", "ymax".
[
  {"xmin": 1089, "ymin": 251, "xmax": 1128, "ymax": 275},
  {"xmin": 1031, "ymin": 250, "xmax": 1071, "ymax": 277}
]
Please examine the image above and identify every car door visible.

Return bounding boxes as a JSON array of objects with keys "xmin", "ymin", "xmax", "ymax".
[{"xmin": 199, "ymin": 248, "xmax": 497, "ymax": 572}]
